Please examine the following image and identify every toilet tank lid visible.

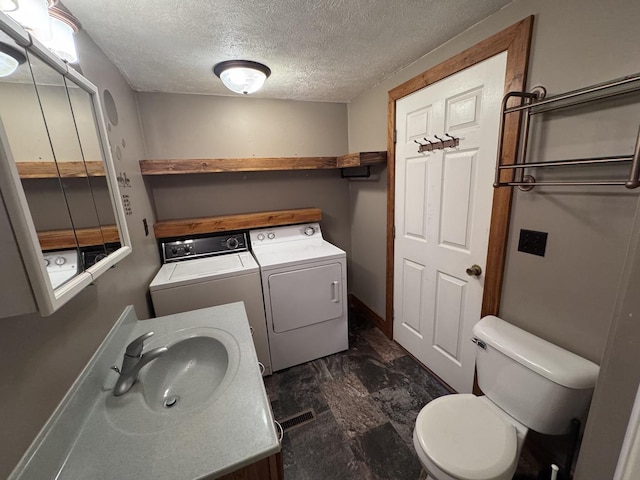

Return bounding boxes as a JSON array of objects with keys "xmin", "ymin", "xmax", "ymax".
[{"xmin": 473, "ymin": 316, "xmax": 600, "ymax": 389}]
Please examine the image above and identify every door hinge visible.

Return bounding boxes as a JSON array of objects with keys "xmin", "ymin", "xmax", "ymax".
[{"xmin": 393, "ymin": 129, "xmax": 397, "ymax": 144}]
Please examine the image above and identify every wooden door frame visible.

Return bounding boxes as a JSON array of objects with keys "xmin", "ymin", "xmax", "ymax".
[{"xmin": 385, "ymin": 17, "xmax": 534, "ymax": 338}]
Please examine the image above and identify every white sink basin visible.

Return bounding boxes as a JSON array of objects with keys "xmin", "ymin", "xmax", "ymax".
[{"xmin": 142, "ymin": 335, "xmax": 230, "ymax": 412}]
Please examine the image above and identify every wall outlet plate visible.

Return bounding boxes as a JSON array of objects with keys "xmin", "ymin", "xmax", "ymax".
[{"xmin": 518, "ymin": 229, "xmax": 548, "ymax": 257}]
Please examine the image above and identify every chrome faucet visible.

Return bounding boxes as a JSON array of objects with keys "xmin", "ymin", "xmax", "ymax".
[{"xmin": 111, "ymin": 331, "xmax": 168, "ymax": 396}]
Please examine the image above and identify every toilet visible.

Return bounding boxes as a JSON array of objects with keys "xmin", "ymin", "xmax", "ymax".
[{"xmin": 413, "ymin": 315, "xmax": 600, "ymax": 480}]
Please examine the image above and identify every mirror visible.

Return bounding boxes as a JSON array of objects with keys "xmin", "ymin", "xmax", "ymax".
[
  {"xmin": 0, "ymin": 34, "xmax": 82, "ymax": 290},
  {"xmin": 0, "ymin": 14, "xmax": 131, "ymax": 316},
  {"xmin": 65, "ymin": 75, "xmax": 122, "ymax": 263}
]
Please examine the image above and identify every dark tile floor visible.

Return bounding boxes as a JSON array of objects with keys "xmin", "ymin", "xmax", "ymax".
[
  {"xmin": 264, "ymin": 311, "xmax": 452, "ymax": 480},
  {"xmin": 264, "ymin": 311, "xmax": 546, "ymax": 480}
]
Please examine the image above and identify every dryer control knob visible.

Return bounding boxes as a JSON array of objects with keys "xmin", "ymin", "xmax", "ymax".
[
  {"xmin": 55, "ymin": 256, "xmax": 66, "ymax": 266},
  {"xmin": 304, "ymin": 226, "xmax": 316, "ymax": 236},
  {"xmin": 226, "ymin": 237, "xmax": 239, "ymax": 249},
  {"xmin": 268, "ymin": 232, "xmax": 276, "ymax": 240},
  {"xmin": 257, "ymin": 233, "xmax": 265, "ymax": 241}
]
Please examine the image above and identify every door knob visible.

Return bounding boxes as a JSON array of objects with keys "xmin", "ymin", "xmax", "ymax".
[{"xmin": 466, "ymin": 264, "xmax": 482, "ymax": 277}]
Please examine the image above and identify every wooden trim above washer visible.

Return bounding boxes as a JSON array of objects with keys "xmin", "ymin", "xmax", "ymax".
[
  {"xmin": 153, "ymin": 208, "xmax": 323, "ymax": 239},
  {"xmin": 385, "ymin": 16, "xmax": 534, "ymax": 338}
]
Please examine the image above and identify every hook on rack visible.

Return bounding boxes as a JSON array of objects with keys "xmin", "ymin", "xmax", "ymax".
[{"xmin": 415, "ymin": 133, "xmax": 459, "ymax": 153}]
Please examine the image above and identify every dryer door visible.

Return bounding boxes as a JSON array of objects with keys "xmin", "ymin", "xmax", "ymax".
[{"xmin": 268, "ymin": 263, "xmax": 343, "ymax": 333}]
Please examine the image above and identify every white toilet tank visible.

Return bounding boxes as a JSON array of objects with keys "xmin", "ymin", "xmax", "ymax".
[{"xmin": 473, "ymin": 316, "xmax": 600, "ymax": 435}]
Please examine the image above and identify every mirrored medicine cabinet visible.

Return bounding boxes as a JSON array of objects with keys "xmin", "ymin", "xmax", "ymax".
[{"xmin": 0, "ymin": 12, "xmax": 131, "ymax": 318}]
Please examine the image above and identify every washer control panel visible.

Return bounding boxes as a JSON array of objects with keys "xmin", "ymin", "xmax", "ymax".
[
  {"xmin": 43, "ymin": 249, "xmax": 79, "ymax": 289},
  {"xmin": 161, "ymin": 232, "xmax": 248, "ymax": 263}
]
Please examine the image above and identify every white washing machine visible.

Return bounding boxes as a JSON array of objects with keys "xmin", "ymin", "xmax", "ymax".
[
  {"xmin": 149, "ymin": 232, "xmax": 272, "ymax": 375},
  {"xmin": 43, "ymin": 249, "xmax": 78, "ymax": 289},
  {"xmin": 250, "ymin": 223, "xmax": 348, "ymax": 372}
]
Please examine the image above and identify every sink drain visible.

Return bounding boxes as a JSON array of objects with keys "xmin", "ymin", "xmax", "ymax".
[{"xmin": 163, "ymin": 396, "xmax": 179, "ymax": 408}]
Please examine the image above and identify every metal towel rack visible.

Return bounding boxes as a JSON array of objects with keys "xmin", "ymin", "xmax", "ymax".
[{"xmin": 494, "ymin": 72, "xmax": 640, "ymax": 190}]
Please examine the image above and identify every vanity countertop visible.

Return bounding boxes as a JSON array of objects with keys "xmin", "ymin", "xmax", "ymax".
[{"xmin": 10, "ymin": 302, "xmax": 280, "ymax": 480}]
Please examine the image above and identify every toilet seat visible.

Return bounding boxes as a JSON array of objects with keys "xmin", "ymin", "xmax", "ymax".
[{"xmin": 414, "ymin": 394, "xmax": 518, "ymax": 480}]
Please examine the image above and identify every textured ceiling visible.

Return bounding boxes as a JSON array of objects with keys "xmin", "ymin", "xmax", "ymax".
[{"xmin": 62, "ymin": 0, "xmax": 513, "ymax": 102}]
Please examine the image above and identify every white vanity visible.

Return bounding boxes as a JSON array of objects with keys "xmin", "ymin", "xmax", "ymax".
[{"xmin": 9, "ymin": 302, "xmax": 282, "ymax": 479}]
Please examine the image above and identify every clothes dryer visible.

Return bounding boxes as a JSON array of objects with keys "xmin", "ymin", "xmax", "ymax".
[{"xmin": 250, "ymin": 223, "xmax": 348, "ymax": 372}]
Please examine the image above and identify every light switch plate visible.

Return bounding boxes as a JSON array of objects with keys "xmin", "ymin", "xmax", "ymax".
[{"xmin": 518, "ymin": 229, "xmax": 548, "ymax": 257}]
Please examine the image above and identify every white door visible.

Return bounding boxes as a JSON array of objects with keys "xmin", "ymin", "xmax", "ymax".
[{"xmin": 394, "ymin": 52, "xmax": 507, "ymax": 393}]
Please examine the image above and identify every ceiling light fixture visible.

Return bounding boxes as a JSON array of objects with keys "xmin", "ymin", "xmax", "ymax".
[
  {"xmin": 46, "ymin": 6, "xmax": 80, "ymax": 63},
  {"xmin": 0, "ymin": 41, "xmax": 26, "ymax": 77},
  {"xmin": 0, "ymin": 0, "xmax": 19, "ymax": 13},
  {"xmin": 213, "ymin": 60, "xmax": 271, "ymax": 95},
  {"xmin": 3, "ymin": 0, "xmax": 52, "ymax": 41}
]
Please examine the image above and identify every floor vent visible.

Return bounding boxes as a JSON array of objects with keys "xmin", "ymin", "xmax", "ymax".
[{"xmin": 278, "ymin": 409, "xmax": 316, "ymax": 432}]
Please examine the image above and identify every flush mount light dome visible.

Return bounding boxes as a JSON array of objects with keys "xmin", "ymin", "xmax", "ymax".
[
  {"xmin": 46, "ymin": 6, "xmax": 80, "ymax": 63},
  {"xmin": 0, "ymin": 0, "xmax": 18, "ymax": 12},
  {"xmin": 3, "ymin": 0, "xmax": 52, "ymax": 41},
  {"xmin": 213, "ymin": 60, "xmax": 271, "ymax": 95},
  {"xmin": 0, "ymin": 42, "xmax": 26, "ymax": 77}
]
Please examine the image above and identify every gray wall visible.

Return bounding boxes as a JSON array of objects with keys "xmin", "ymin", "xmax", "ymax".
[
  {"xmin": 576, "ymin": 197, "xmax": 640, "ymax": 479},
  {"xmin": 347, "ymin": 0, "xmax": 640, "ymax": 477},
  {"xmin": 0, "ymin": 32, "xmax": 160, "ymax": 478},
  {"xmin": 136, "ymin": 93, "xmax": 351, "ymax": 253}
]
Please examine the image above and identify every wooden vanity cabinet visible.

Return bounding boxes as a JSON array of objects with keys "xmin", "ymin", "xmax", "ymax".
[{"xmin": 217, "ymin": 452, "xmax": 283, "ymax": 480}]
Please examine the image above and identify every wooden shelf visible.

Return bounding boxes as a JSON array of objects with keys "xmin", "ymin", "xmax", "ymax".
[
  {"xmin": 153, "ymin": 208, "xmax": 322, "ymax": 239},
  {"xmin": 139, "ymin": 152, "xmax": 386, "ymax": 175},
  {"xmin": 38, "ymin": 225, "xmax": 120, "ymax": 250},
  {"xmin": 336, "ymin": 152, "xmax": 387, "ymax": 168},
  {"xmin": 140, "ymin": 157, "xmax": 337, "ymax": 175},
  {"xmin": 17, "ymin": 161, "xmax": 105, "ymax": 179}
]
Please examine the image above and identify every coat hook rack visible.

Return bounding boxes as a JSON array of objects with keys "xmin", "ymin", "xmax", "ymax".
[{"xmin": 415, "ymin": 133, "xmax": 460, "ymax": 153}]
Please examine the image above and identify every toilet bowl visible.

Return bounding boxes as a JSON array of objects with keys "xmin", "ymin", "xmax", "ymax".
[
  {"xmin": 412, "ymin": 316, "xmax": 600, "ymax": 480},
  {"xmin": 413, "ymin": 394, "xmax": 527, "ymax": 480}
]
